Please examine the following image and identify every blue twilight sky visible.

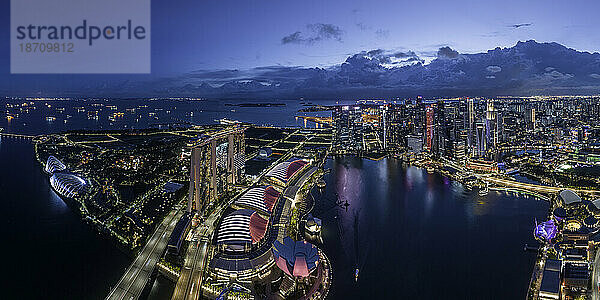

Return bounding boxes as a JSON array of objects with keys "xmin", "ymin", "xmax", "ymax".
[
  {"xmin": 147, "ymin": 0, "xmax": 600, "ymax": 71},
  {"xmin": 1, "ymin": 0, "xmax": 600, "ymax": 94}
]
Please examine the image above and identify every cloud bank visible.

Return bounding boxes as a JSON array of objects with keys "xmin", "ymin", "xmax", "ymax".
[
  {"xmin": 282, "ymin": 23, "xmax": 343, "ymax": 45},
  {"xmin": 437, "ymin": 46, "xmax": 459, "ymax": 59},
  {"xmin": 8, "ymin": 40, "xmax": 600, "ymax": 99}
]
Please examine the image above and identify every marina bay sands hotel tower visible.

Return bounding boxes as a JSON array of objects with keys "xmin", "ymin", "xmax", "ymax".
[{"xmin": 187, "ymin": 126, "xmax": 245, "ymax": 214}]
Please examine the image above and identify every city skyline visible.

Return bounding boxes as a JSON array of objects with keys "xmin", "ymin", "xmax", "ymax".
[
  {"xmin": 7, "ymin": 95, "xmax": 600, "ymax": 299},
  {"xmin": 5, "ymin": 1, "xmax": 600, "ymax": 299}
]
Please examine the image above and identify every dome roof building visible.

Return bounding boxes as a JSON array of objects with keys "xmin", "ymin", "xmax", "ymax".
[
  {"xmin": 45, "ymin": 156, "xmax": 67, "ymax": 174},
  {"xmin": 50, "ymin": 173, "xmax": 88, "ymax": 198}
]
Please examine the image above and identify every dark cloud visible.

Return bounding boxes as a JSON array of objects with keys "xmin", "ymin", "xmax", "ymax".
[
  {"xmin": 393, "ymin": 51, "xmax": 417, "ymax": 58},
  {"xmin": 308, "ymin": 23, "xmax": 343, "ymax": 42},
  {"xmin": 391, "ymin": 51, "xmax": 424, "ymax": 64},
  {"xmin": 21, "ymin": 40, "xmax": 600, "ymax": 99},
  {"xmin": 282, "ymin": 23, "xmax": 343, "ymax": 45},
  {"xmin": 366, "ymin": 49, "xmax": 385, "ymax": 57},
  {"xmin": 437, "ymin": 46, "xmax": 459, "ymax": 59},
  {"xmin": 510, "ymin": 23, "xmax": 532, "ymax": 29},
  {"xmin": 188, "ymin": 69, "xmax": 242, "ymax": 80},
  {"xmin": 354, "ymin": 49, "xmax": 423, "ymax": 65},
  {"xmin": 281, "ymin": 32, "xmax": 303, "ymax": 44}
]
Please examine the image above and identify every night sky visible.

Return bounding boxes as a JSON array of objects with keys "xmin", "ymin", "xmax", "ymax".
[{"xmin": 1, "ymin": 0, "xmax": 599, "ymax": 96}]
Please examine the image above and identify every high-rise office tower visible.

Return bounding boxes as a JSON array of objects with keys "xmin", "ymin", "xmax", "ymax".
[
  {"xmin": 486, "ymin": 100, "xmax": 497, "ymax": 152},
  {"xmin": 383, "ymin": 104, "xmax": 406, "ymax": 151},
  {"xmin": 526, "ymin": 107, "xmax": 536, "ymax": 131},
  {"xmin": 425, "ymin": 105, "xmax": 435, "ymax": 151},
  {"xmin": 466, "ymin": 98, "xmax": 475, "ymax": 155},
  {"xmin": 475, "ymin": 121, "xmax": 487, "ymax": 158},
  {"xmin": 333, "ymin": 105, "xmax": 364, "ymax": 152}
]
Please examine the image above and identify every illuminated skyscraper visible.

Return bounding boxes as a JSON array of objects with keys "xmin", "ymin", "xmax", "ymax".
[
  {"xmin": 475, "ymin": 121, "xmax": 487, "ymax": 158},
  {"xmin": 485, "ymin": 100, "xmax": 497, "ymax": 153},
  {"xmin": 333, "ymin": 105, "xmax": 364, "ymax": 151},
  {"xmin": 465, "ymin": 98, "xmax": 475, "ymax": 156},
  {"xmin": 425, "ymin": 105, "xmax": 434, "ymax": 151},
  {"xmin": 526, "ymin": 107, "xmax": 536, "ymax": 131},
  {"xmin": 383, "ymin": 104, "xmax": 408, "ymax": 151}
]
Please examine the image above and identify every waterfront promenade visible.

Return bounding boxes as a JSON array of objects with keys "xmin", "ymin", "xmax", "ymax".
[{"xmin": 480, "ymin": 175, "xmax": 600, "ymax": 198}]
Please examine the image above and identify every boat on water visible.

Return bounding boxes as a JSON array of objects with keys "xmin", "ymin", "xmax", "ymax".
[{"xmin": 355, "ymin": 268, "xmax": 359, "ymax": 282}]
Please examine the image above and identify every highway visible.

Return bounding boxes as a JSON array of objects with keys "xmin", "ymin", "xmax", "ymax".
[
  {"xmin": 106, "ymin": 209, "xmax": 184, "ymax": 300},
  {"xmin": 593, "ymin": 249, "xmax": 600, "ymax": 300},
  {"xmin": 171, "ymin": 240, "xmax": 209, "ymax": 300},
  {"xmin": 171, "ymin": 204, "xmax": 222, "ymax": 300}
]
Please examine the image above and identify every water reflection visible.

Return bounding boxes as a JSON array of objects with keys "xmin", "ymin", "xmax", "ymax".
[
  {"xmin": 334, "ymin": 158, "xmax": 363, "ymax": 207},
  {"xmin": 48, "ymin": 188, "xmax": 69, "ymax": 213},
  {"xmin": 312, "ymin": 157, "xmax": 549, "ymax": 299},
  {"xmin": 0, "ymin": 138, "xmax": 129, "ymax": 299}
]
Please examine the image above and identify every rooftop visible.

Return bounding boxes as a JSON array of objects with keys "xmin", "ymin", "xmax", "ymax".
[{"xmin": 559, "ymin": 190, "xmax": 582, "ymax": 205}]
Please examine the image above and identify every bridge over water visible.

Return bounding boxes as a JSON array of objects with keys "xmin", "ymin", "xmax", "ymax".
[{"xmin": 0, "ymin": 132, "xmax": 37, "ymax": 140}]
